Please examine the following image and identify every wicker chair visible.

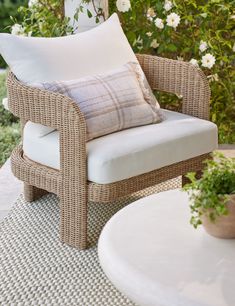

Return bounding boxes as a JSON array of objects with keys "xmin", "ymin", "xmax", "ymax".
[{"xmin": 7, "ymin": 54, "xmax": 212, "ymax": 250}]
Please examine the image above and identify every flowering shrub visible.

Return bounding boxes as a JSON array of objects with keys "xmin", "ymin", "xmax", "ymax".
[
  {"xmin": 0, "ymin": 73, "xmax": 20, "ymax": 167},
  {"xmin": 110, "ymin": 0, "xmax": 235, "ymax": 143},
  {"xmin": 10, "ymin": 0, "xmax": 73, "ymax": 37}
]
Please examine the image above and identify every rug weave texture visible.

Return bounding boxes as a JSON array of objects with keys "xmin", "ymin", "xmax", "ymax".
[{"xmin": 0, "ymin": 178, "xmax": 180, "ymax": 306}]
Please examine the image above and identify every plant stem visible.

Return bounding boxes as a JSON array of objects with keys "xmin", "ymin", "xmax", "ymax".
[
  {"xmin": 91, "ymin": 0, "xmax": 106, "ymax": 21},
  {"xmin": 61, "ymin": 0, "xmax": 65, "ymax": 19}
]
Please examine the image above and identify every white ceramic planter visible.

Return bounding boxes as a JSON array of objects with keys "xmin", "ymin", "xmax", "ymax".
[{"xmin": 202, "ymin": 195, "xmax": 235, "ymax": 239}]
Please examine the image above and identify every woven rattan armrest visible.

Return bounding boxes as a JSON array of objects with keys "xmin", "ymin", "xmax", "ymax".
[
  {"xmin": 7, "ymin": 72, "xmax": 88, "ymax": 249},
  {"xmin": 137, "ymin": 54, "xmax": 210, "ymax": 120},
  {"xmin": 7, "ymin": 71, "xmax": 86, "ymax": 131}
]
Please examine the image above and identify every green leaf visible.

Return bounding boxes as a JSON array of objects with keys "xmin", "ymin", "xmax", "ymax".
[
  {"xmin": 87, "ymin": 9, "xmax": 93, "ymax": 18},
  {"xmin": 126, "ymin": 31, "xmax": 136, "ymax": 44},
  {"xmin": 167, "ymin": 44, "xmax": 178, "ymax": 52}
]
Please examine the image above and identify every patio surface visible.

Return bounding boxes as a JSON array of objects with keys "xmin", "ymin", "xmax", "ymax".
[
  {"xmin": 0, "ymin": 145, "xmax": 234, "ymax": 221},
  {"xmin": 0, "ymin": 159, "xmax": 23, "ymax": 220}
]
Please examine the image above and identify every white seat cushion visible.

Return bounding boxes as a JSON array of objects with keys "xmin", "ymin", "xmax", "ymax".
[{"xmin": 23, "ymin": 110, "xmax": 218, "ymax": 184}]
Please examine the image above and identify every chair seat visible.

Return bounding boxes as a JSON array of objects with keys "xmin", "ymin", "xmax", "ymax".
[{"xmin": 23, "ymin": 110, "xmax": 218, "ymax": 184}]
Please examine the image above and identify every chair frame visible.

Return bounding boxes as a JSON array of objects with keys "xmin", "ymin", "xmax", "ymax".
[{"xmin": 7, "ymin": 54, "xmax": 211, "ymax": 250}]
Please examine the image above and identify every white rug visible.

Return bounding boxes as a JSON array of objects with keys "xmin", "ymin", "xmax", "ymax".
[{"xmin": 0, "ymin": 178, "xmax": 180, "ymax": 306}]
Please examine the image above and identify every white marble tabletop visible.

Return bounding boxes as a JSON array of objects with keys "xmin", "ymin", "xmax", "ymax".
[{"xmin": 98, "ymin": 189, "xmax": 235, "ymax": 306}]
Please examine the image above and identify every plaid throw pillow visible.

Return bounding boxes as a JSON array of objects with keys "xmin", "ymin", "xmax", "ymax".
[{"xmin": 32, "ymin": 62, "xmax": 164, "ymax": 140}]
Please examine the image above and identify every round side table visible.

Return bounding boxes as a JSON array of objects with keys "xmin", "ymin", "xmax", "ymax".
[{"xmin": 98, "ymin": 189, "xmax": 235, "ymax": 306}]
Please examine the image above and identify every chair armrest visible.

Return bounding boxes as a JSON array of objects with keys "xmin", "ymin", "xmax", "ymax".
[
  {"xmin": 7, "ymin": 71, "xmax": 86, "ymax": 131},
  {"xmin": 137, "ymin": 54, "xmax": 210, "ymax": 120},
  {"xmin": 7, "ymin": 72, "xmax": 88, "ymax": 202}
]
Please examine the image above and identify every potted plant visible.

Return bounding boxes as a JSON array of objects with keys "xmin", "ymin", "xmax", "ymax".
[{"xmin": 183, "ymin": 152, "xmax": 235, "ymax": 238}]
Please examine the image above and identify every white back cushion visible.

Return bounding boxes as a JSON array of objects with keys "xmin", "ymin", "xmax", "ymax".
[{"xmin": 0, "ymin": 13, "xmax": 137, "ymax": 83}]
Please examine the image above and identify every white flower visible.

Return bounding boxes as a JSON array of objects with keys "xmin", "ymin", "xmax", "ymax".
[
  {"xmin": 147, "ymin": 8, "xmax": 156, "ymax": 19},
  {"xmin": 177, "ymin": 56, "xmax": 184, "ymax": 61},
  {"xmin": 116, "ymin": 0, "xmax": 131, "ymax": 12},
  {"xmin": 155, "ymin": 18, "xmax": 164, "ymax": 29},
  {"xmin": 200, "ymin": 13, "xmax": 207, "ymax": 18},
  {"xmin": 213, "ymin": 74, "xmax": 219, "ymax": 82},
  {"xmin": 166, "ymin": 13, "xmax": 181, "ymax": 29},
  {"xmin": 189, "ymin": 59, "xmax": 199, "ymax": 67},
  {"xmin": 150, "ymin": 39, "xmax": 159, "ymax": 49},
  {"xmin": 201, "ymin": 53, "xmax": 216, "ymax": 69},
  {"xmin": 2, "ymin": 98, "xmax": 9, "ymax": 111},
  {"xmin": 11, "ymin": 24, "xmax": 25, "ymax": 36},
  {"xmin": 207, "ymin": 73, "xmax": 219, "ymax": 82},
  {"xmin": 199, "ymin": 41, "xmax": 208, "ymax": 52},
  {"xmin": 133, "ymin": 36, "xmax": 143, "ymax": 50},
  {"xmin": 230, "ymin": 15, "xmax": 235, "ymax": 20},
  {"xmin": 28, "ymin": 0, "xmax": 39, "ymax": 7},
  {"xmin": 146, "ymin": 32, "xmax": 153, "ymax": 37},
  {"xmin": 233, "ymin": 43, "xmax": 235, "ymax": 52},
  {"xmin": 164, "ymin": 1, "xmax": 173, "ymax": 12}
]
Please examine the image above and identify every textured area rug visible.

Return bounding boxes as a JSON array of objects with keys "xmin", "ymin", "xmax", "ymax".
[{"xmin": 0, "ymin": 178, "xmax": 180, "ymax": 306}]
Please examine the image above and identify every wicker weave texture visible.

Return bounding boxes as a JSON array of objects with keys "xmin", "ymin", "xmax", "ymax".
[
  {"xmin": 11, "ymin": 145, "xmax": 210, "ymax": 203},
  {"xmin": 7, "ymin": 55, "xmax": 212, "ymax": 249},
  {"xmin": 136, "ymin": 54, "xmax": 210, "ymax": 120}
]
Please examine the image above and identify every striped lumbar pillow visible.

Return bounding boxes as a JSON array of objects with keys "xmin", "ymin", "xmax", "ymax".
[{"xmin": 32, "ymin": 62, "xmax": 164, "ymax": 141}]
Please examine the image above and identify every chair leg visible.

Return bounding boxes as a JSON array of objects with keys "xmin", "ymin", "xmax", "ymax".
[
  {"xmin": 60, "ymin": 187, "xmax": 88, "ymax": 250},
  {"xmin": 24, "ymin": 183, "xmax": 48, "ymax": 202},
  {"xmin": 182, "ymin": 170, "xmax": 203, "ymax": 187}
]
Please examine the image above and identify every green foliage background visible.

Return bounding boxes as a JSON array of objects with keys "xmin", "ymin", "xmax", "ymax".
[
  {"xmin": 108, "ymin": 0, "xmax": 235, "ymax": 144},
  {"xmin": 0, "ymin": 1, "xmax": 25, "ymax": 166},
  {"xmin": 14, "ymin": 0, "xmax": 73, "ymax": 37},
  {"xmin": 0, "ymin": 73, "xmax": 20, "ymax": 166}
]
